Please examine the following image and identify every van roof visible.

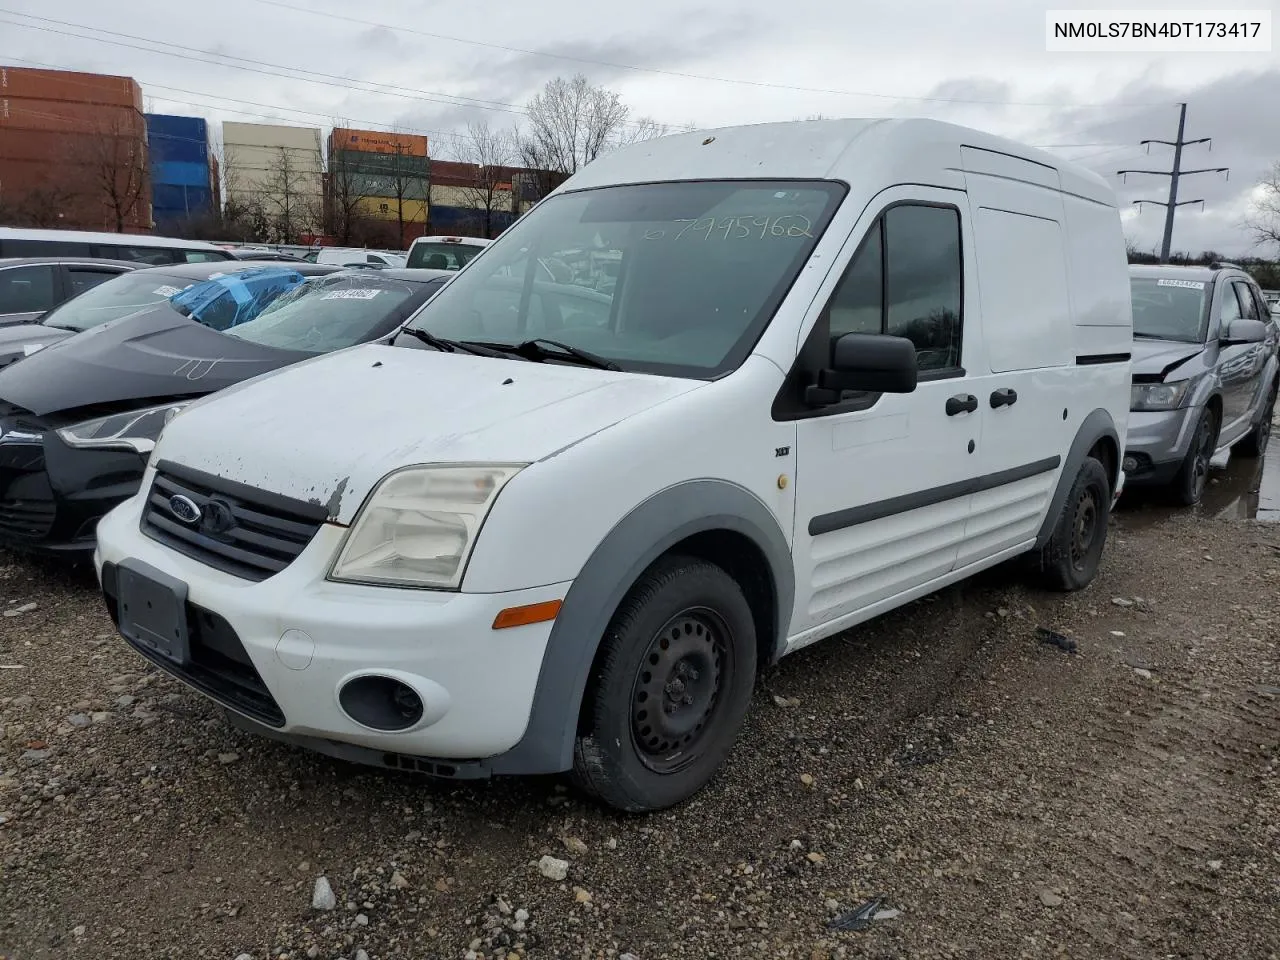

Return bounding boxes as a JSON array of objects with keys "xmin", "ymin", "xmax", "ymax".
[
  {"xmin": 557, "ymin": 118, "xmax": 1115, "ymax": 205},
  {"xmin": 0, "ymin": 226, "xmax": 225, "ymax": 250}
]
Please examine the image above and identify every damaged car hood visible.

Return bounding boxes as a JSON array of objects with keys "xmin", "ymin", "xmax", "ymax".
[
  {"xmin": 0, "ymin": 323, "xmax": 73, "ymax": 372},
  {"xmin": 0, "ymin": 309, "xmax": 301, "ymax": 417},
  {"xmin": 152, "ymin": 343, "xmax": 705, "ymax": 523},
  {"xmin": 1131, "ymin": 337, "xmax": 1206, "ymax": 379}
]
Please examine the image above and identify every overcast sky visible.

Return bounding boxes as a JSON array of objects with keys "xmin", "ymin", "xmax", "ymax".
[{"xmin": 3, "ymin": 0, "xmax": 1278, "ymax": 255}]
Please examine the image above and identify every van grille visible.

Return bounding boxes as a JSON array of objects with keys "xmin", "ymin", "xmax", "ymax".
[{"xmin": 141, "ymin": 461, "xmax": 329, "ymax": 581}]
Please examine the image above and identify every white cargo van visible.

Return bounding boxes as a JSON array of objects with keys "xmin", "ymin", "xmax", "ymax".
[{"xmin": 94, "ymin": 119, "xmax": 1132, "ymax": 812}]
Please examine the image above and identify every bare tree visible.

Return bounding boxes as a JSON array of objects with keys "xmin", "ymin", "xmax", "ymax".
[
  {"xmin": 260, "ymin": 145, "xmax": 313, "ymax": 243},
  {"xmin": 1244, "ymin": 162, "xmax": 1280, "ymax": 253},
  {"xmin": 518, "ymin": 74, "xmax": 666, "ymax": 185},
  {"xmin": 0, "ymin": 183, "xmax": 81, "ymax": 229},
  {"xmin": 380, "ymin": 133, "xmax": 428, "ymax": 249},
  {"xmin": 451, "ymin": 120, "xmax": 517, "ymax": 239},
  {"xmin": 325, "ymin": 144, "xmax": 375, "ymax": 245},
  {"xmin": 80, "ymin": 114, "xmax": 149, "ymax": 232}
]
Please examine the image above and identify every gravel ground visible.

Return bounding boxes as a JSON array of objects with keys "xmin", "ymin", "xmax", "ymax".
[{"xmin": 1, "ymin": 504, "xmax": 1278, "ymax": 960}]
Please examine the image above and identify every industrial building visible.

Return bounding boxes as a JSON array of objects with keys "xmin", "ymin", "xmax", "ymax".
[
  {"xmin": 0, "ymin": 65, "xmax": 151, "ymax": 232},
  {"xmin": 222, "ymin": 121, "xmax": 324, "ymax": 242},
  {"xmin": 146, "ymin": 113, "xmax": 217, "ymax": 229},
  {"xmin": 326, "ymin": 127, "xmax": 429, "ymax": 247}
]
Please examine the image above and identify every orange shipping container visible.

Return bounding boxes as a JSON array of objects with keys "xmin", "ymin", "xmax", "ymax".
[
  {"xmin": 330, "ymin": 127, "xmax": 428, "ymax": 158},
  {"xmin": 0, "ymin": 100, "xmax": 145, "ymax": 136},
  {"xmin": 0, "ymin": 65, "xmax": 143, "ymax": 111}
]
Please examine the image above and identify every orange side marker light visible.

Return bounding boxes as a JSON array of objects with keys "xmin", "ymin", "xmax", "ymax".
[{"xmin": 492, "ymin": 599, "xmax": 563, "ymax": 630}]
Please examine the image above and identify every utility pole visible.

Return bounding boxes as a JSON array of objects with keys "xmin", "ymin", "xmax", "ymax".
[{"xmin": 1118, "ymin": 103, "xmax": 1229, "ymax": 263}]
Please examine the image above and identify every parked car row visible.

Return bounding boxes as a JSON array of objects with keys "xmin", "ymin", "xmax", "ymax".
[
  {"xmin": 0, "ymin": 260, "xmax": 450, "ymax": 555},
  {"xmin": 1, "ymin": 118, "xmax": 1276, "ymax": 817}
]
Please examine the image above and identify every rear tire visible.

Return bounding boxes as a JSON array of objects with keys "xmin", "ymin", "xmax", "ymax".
[
  {"xmin": 1235, "ymin": 386, "xmax": 1275, "ymax": 458},
  {"xmin": 1033, "ymin": 456, "xmax": 1110, "ymax": 592},
  {"xmin": 571, "ymin": 555, "xmax": 757, "ymax": 813},
  {"xmin": 1173, "ymin": 406, "xmax": 1218, "ymax": 506}
]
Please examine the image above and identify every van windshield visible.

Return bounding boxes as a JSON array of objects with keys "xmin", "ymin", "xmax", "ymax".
[
  {"xmin": 1130, "ymin": 277, "xmax": 1209, "ymax": 343},
  {"xmin": 400, "ymin": 180, "xmax": 845, "ymax": 377}
]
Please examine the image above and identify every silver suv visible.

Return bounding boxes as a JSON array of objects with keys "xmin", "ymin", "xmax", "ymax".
[{"xmin": 1123, "ymin": 264, "xmax": 1279, "ymax": 505}]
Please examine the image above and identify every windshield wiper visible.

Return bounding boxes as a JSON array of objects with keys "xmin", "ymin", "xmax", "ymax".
[
  {"xmin": 395, "ymin": 327, "xmax": 506, "ymax": 357},
  {"xmin": 494, "ymin": 338, "xmax": 621, "ymax": 371}
]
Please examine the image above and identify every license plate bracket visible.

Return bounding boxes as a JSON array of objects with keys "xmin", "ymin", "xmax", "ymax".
[{"xmin": 116, "ymin": 559, "xmax": 190, "ymax": 667}]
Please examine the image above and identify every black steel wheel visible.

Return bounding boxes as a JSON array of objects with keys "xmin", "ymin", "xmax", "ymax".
[
  {"xmin": 629, "ymin": 608, "xmax": 735, "ymax": 774},
  {"xmin": 573, "ymin": 555, "xmax": 757, "ymax": 813}
]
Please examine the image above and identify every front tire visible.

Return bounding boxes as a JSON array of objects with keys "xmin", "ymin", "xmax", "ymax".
[
  {"xmin": 1173, "ymin": 406, "xmax": 1218, "ymax": 506},
  {"xmin": 572, "ymin": 555, "xmax": 757, "ymax": 813},
  {"xmin": 1034, "ymin": 456, "xmax": 1110, "ymax": 592}
]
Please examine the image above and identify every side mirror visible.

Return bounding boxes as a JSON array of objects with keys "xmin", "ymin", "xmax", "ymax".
[
  {"xmin": 813, "ymin": 332, "xmax": 918, "ymax": 398},
  {"xmin": 1222, "ymin": 317, "xmax": 1268, "ymax": 345}
]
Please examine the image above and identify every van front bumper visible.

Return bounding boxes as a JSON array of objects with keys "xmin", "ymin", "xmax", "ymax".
[{"xmin": 94, "ymin": 495, "xmax": 569, "ymax": 768}]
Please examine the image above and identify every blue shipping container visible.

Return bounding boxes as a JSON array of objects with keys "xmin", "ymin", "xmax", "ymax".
[
  {"xmin": 155, "ymin": 160, "xmax": 213, "ymax": 189},
  {"xmin": 430, "ymin": 204, "xmax": 515, "ymax": 233},
  {"xmin": 146, "ymin": 113, "xmax": 210, "ymax": 166}
]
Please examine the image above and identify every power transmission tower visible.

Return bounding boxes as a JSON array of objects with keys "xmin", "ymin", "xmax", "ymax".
[{"xmin": 1118, "ymin": 102, "xmax": 1228, "ymax": 263}]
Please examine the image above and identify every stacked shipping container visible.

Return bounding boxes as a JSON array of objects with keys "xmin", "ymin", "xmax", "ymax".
[
  {"xmin": 146, "ymin": 113, "xmax": 215, "ymax": 228},
  {"xmin": 327, "ymin": 128, "xmax": 429, "ymax": 247},
  {"xmin": 0, "ymin": 65, "xmax": 151, "ymax": 232}
]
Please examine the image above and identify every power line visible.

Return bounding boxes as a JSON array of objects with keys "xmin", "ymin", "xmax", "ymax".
[
  {"xmin": 1118, "ymin": 103, "xmax": 1229, "ymax": 262},
  {"xmin": 249, "ymin": 0, "xmax": 1171, "ymax": 109},
  {"xmin": 0, "ymin": 10, "xmax": 685, "ymax": 131}
]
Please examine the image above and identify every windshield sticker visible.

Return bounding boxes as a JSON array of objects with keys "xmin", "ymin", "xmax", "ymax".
[
  {"xmin": 1156, "ymin": 279, "xmax": 1206, "ymax": 289},
  {"xmin": 22, "ymin": 343, "xmax": 45, "ymax": 356},
  {"xmin": 321, "ymin": 288, "xmax": 382, "ymax": 301},
  {"xmin": 154, "ymin": 285, "xmax": 185, "ymax": 297},
  {"xmin": 644, "ymin": 215, "xmax": 816, "ymax": 242}
]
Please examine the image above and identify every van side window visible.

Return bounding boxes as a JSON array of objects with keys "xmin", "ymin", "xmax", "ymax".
[
  {"xmin": 885, "ymin": 205, "xmax": 962, "ymax": 371},
  {"xmin": 827, "ymin": 221, "xmax": 882, "ymax": 340},
  {"xmin": 823, "ymin": 204, "xmax": 963, "ymax": 373}
]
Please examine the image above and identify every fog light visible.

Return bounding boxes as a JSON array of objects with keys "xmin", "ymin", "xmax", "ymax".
[
  {"xmin": 1122, "ymin": 456, "xmax": 1138, "ymax": 472},
  {"xmin": 338, "ymin": 675, "xmax": 425, "ymax": 731}
]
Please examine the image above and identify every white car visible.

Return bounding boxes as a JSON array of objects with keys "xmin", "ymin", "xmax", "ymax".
[
  {"xmin": 93, "ymin": 118, "xmax": 1132, "ymax": 812},
  {"xmin": 313, "ymin": 247, "xmax": 406, "ymax": 268},
  {"xmin": 405, "ymin": 235, "xmax": 491, "ymax": 271}
]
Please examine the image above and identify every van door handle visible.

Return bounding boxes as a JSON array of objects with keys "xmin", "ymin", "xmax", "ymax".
[
  {"xmin": 990, "ymin": 388, "xmax": 1018, "ymax": 408},
  {"xmin": 945, "ymin": 394, "xmax": 978, "ymax": 416}
]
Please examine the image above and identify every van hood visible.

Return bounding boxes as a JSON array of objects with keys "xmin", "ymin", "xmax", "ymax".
[
  {"xmin": 1131, "ymin": 337, "xmax": 1206, "ymax": 379},
  {"xmin": 0, "ymin": 307, "xmax": 300, "ymax": 417},
  {"xmin": 0, "ymin": 323, "xmax": 73, "ymax": 371},
  {"xmin": 154, "ymin": 343, "xmax": 704, "ymax": 522}
]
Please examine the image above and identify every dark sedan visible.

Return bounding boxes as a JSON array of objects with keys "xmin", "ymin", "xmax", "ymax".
[
  {"xmin": 0, "ymin": 268, "xmax": 449, "ymax": 556},
  {"xmin": 0, "ymin": 257, "xmax": 139, "ymax": 327},
  {"xmin": 0, "ymin": 260, "xmax": 341, "ymax": 373}
]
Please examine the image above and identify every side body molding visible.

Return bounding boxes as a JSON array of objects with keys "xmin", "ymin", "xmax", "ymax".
[
  {"xmin": 1034, "ymin": 407, "xmax": 1120, "ymax": 548},
  {"xmin": 489, "ymin": 479, "xmax": 795, "ymax": 775}
]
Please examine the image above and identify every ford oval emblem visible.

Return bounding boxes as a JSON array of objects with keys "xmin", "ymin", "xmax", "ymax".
[{"xmin": 168, "ymin": 494, "xmax": 202, "ymax": 524}]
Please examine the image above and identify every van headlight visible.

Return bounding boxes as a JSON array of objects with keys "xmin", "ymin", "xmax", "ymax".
[
  {"xmin": 1130, "ymin": 380, "xmax": 1192, "ymax": 412},
  {"xmin": 56, "ymin": 402, "xmax": 190, "ymax": 454},
  {"xmin": 329, "ymin": 464, "xmax": 525, "ymax": 590}
]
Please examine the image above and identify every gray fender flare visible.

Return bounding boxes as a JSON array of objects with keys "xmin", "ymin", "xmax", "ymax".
[
  {"xmin": 489, "ymin": 479, "xmax": 794, "ymax": 775},
  {"xmin": 1034, "ymin": 408, "xmax": 1119, "ymax": 548}
]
